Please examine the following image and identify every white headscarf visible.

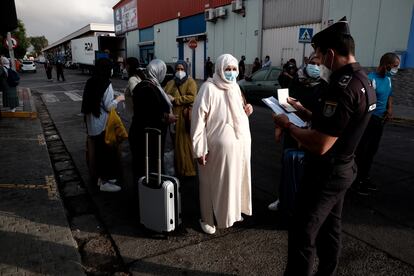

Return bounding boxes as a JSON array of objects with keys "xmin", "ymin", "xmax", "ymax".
[
  {"xmin": 146, "ymin": 59, "xmax": 173, "ymax": 110},
  {"xmin": 209, "ymin": 54, "xmax": 243, "ymax": 139},
  {"xmin": 1, "ymin": 57, "xmax": 10, "ymax": 70}
]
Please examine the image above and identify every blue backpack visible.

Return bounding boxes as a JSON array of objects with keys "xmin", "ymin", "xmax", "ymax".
[{"xmin": 7, "ymin": 68, "xmax": 20, "ymax": 87}]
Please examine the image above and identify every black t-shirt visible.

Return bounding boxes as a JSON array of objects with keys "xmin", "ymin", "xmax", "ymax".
[{"xmin": 310, "ymin": 63, "xmax": 376, "ymax": 163}]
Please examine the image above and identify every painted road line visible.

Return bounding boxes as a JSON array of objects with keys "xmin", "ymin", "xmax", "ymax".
[
  {"xmin": 64, "ymin": 91, "xmax": 83, "ymax": 101},
  {"xmin": 41, "ymin": 93, "xmax": 59, "ymax": 103}
]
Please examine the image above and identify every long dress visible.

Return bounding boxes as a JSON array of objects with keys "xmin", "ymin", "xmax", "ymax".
[
  {"xmin": 129, "ymin": 80, "xmax": 171, "ymax": 178},
  {"xmin": 164, "ymin": 78, "xmax": 197, "ymax": 176},
  {"xmin": 191, "ymin": 81, "xmax": 252, "ymax": 228},
  {"xmin": 0, "ymin": 67, "xmax": 19, "ymax": 109}
]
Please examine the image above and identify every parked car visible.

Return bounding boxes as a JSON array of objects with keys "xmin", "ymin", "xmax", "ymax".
[
  {"xmin": 21, "ymin": 60, "xmax": 37, "ymax": 73},
  {"xmin": 238, "ymin": 66, "xmax": 282, "ymax": 104}
]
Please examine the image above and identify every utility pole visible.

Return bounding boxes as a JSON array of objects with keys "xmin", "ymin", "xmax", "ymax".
[{"xmin": 6, "ymin": 32, "xmax": 16, "ymax": 71}]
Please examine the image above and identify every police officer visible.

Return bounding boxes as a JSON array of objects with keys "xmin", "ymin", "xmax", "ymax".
[{"xmin": 273, "ymin": 17, "xmax": 376, "ymax": 276}]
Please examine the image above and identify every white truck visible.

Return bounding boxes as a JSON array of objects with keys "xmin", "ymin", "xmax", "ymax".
[{"xmin": 71, "ymin": 36, "xmax": 124, "ymax": 73}]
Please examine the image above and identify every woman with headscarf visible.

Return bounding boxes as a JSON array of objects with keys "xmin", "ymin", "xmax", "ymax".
[
  {"xmin": 81, "ymin": 58, "xmax": 125, "ymax": 192},
  {"xmin": 129, "ymin": 59, "xmax": 177, "ymax": 179},
  {"xmin": 124, "ymin": 57, "xmax": 146, "ymax": 124},
  {"xmin": 164, "ymin": 60, "xmax": 197, "ymax": 177},
  {"xmin": 191, "ymin": 54, "xmax": 254, "ymax": 234},
  {"xmin": 0, "ymin": 57, "xmax": 19, "ymax": 112},
  {"xmin": 268, "ymin": 53, "xmax": 324, "ymax": 212}
]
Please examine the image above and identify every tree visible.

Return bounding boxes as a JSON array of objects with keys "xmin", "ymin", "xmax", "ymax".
[
  {"xmin": 0, "ymin": 19, "xmax": 30, "ymax": 59},
  {"xmin": 29, "ymin": 36, "xmax": 48, "ymax": 57}
]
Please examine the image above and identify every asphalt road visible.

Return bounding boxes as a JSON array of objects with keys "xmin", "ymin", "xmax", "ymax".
[{"xmin": 18, "ymin": 65, "xmax": 414, "ymax": 275}]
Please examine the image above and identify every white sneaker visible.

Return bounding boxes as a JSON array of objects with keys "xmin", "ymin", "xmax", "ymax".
[
  {"xmin": 268, "ymin": 199, "xmax": 280, "ymax": 211},
  {"xmin": 10, "ymin": 108, "xmax": 16, "ymax": 112},
  {"xmin": 199, "ymin": 219, "xmax": 216, "ymax": 234},
  {"xmin": 99, "ymin": 182, "xmax": 121, "ymax": 192}
]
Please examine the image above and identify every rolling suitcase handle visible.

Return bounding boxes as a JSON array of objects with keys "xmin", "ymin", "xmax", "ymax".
[{"xmin": 144, "ymin": 127, "xmax": 162, "ymax": 187}]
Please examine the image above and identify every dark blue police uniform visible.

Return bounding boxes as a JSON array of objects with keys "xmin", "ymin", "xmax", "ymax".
[{"xmin": 285, "ymin": 62, "xmax": 376, "ymax": 276}]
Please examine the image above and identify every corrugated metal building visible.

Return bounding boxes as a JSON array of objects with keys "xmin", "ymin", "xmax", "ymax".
[
  {"xmin": 137, "ymin": 0, "xmax": 233, "ymax": 29},
  {"xmin": 262, "ymin": 0, "xmax": 323, "ymax": 67},
  {"xmin": 324, "ymin": 0, "xmax": 414, "ymax": 67},
  {"xmin": 262, "ymin": 0, "xmax": 414, "ymax": 68},
  {"xmin": 112, "ymin": 0, "xmax": 414, "ymax": 78}
]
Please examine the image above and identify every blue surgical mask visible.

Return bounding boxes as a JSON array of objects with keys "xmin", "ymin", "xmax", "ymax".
[
  {"xmin": 306, "ymin": 64, "xmax": 320, "ymax": 79},
  {"xmin": 224, "ymin": 71, "xmax": 238, "ymax": 82}
]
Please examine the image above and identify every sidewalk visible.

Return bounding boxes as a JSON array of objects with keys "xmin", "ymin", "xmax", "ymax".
[
  {"xmin": 0, "ymin": 88, "xmax": 37, "ymax": 118},
  {"xmin": 0, "ymin": 89, "xmax": 84, "ymax": 275}
]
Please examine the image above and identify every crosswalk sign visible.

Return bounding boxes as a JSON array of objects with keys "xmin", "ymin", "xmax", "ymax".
[{"xmin": 298, "ymin": 28, "xmax": 313, "ymax": 43}]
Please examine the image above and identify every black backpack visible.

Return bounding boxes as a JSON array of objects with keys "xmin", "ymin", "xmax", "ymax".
[{"xmin": 7, "ymin": 68, "xmax": 20, "ymax": 87}]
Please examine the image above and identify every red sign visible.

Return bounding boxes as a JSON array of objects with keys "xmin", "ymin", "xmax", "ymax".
[
  {"xmin": 188, "ymin": 39, "xmax": 197, "ymax": 49},
  {"xmin": 4, "ymin": 37, "xmax": 18, "ymax": 49}
]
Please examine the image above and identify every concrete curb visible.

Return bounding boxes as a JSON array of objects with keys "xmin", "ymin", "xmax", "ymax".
[{"xmin": 0, "ymin": 87, "xmax": 38, "ymax": 119}]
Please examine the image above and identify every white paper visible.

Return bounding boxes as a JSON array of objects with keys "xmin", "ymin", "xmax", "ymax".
[
  {"xmin": 277, "ymin": 88, "xmax": 297, "ymax": 112},
  {"xmin": 262, "ymin": 96, "xmax": 308, "ymax": 128}
]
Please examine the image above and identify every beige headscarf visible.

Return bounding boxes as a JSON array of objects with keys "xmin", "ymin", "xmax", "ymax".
[{"xmin": 209, "ymin": 54, "xmax": 243, "ymax": 139}]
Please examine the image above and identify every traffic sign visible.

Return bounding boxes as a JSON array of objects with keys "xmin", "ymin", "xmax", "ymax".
[
  {"xmin": 188, "ymin": 39, "xmax": 198, "ymax": 49},
  {"xmin": 298, "ymin": 28, "xmax": 313, "ymax": 43},
  {"xmin": 4, "ymin": 37, "xmax": 18, "ymax": 49}
]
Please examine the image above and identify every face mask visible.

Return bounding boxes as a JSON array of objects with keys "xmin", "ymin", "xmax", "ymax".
[
  {"xmin": 319, "ymin": 52, "xmax": 334, "ymax": 83},
  {"xmin": 306, "ymin": 64, "xmax": 320, "ymax": 79},
  {"xmin": 224, "ymin": 71, "xmax": 238, "ymax": 82},
  {"xmin": 175, "ymin": 71, "xmax": 186, "ymax": 80},
  {"xmin": 387, "ymin": 67, "xmax": 398, "ymax": 76}
]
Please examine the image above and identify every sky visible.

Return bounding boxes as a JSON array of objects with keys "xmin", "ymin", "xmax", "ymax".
[{"xmin": 15, "ymin": 0, "xmax": 120, "ymax": 44}]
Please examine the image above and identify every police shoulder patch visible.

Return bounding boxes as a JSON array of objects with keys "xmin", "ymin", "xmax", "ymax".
[
  {"xmin": 338, "ymin": 75, "xmax": 352, "ymax": 87},
  {"xmin": 323, "ymin": 101, "xmax": 338, "ymax": 117}
]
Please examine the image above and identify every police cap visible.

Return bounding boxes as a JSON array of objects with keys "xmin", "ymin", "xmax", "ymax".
[{"xmin": 312, "ymin": 17, "xmax": 351, "ymax": 49}]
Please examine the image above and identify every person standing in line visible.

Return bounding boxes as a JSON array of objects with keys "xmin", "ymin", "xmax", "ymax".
[
  {"xmin": 353, "ymin": 52, "xmax": 400, "ymax": 195},
  {"xmin": 238, "ymin": 55, "xmax": 246, "ymax": 80},
  {"xmin": 185, "ymin": 57, "xmax": 192, "ymax": 78},
  {"xmin": 45, "ymin": 59, "xmax": 53, "ymax": 81},
  {"xmin": 129, "ymin": 59, "xmax": 177, "ymax": 179},
  {"xmin": 81, "ymin": 58, "xmax": 125, "ymax": 192},
  {"xmin": 124, "ymin": 57, "xmax": 144, "ymax": 121},
  {"xmin": 0, "ymin": 57, "xmax": 19, "ymax": 112},
  {"xmin": 252, "ymin": 57, "xmax": 261, "ymax": 74},
  {"xmin": 205, "ymin": 56, "xmax": 214, "ymax": 79},
  {"xmin": 164, "ymin": 60, "xmax": 197, "ymax": 177},
  {"xmin": 191, "ymin": 54, "xmax": 254, "ymax": 235},
  {"xmin": 262, "ymin": 55, "xmax": 272, "ymax": 68},
  {"xmin": 56, "ymin": 58, "xmax": 65, "ymax": 81},
  {"xmin": 278, "ymin": 61, "xmax": 298, "ymax": 89},
  {"xmin": 272, "ymin": 17, "xmax": 377, "ymax": 275},
  {"xmin": 268, "ymin": 53, "xmax": 324, "ymax": 212}
]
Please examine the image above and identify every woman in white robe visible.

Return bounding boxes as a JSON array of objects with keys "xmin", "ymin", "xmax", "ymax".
[{"xmin": 191, "ymin": 54, "xmax": 254, "ymax": 234}]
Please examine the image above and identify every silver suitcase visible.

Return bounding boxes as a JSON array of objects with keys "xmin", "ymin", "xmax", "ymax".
[{"xmin": 138, "ymin": 128, "xmax": 182, "ymax": 232}]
